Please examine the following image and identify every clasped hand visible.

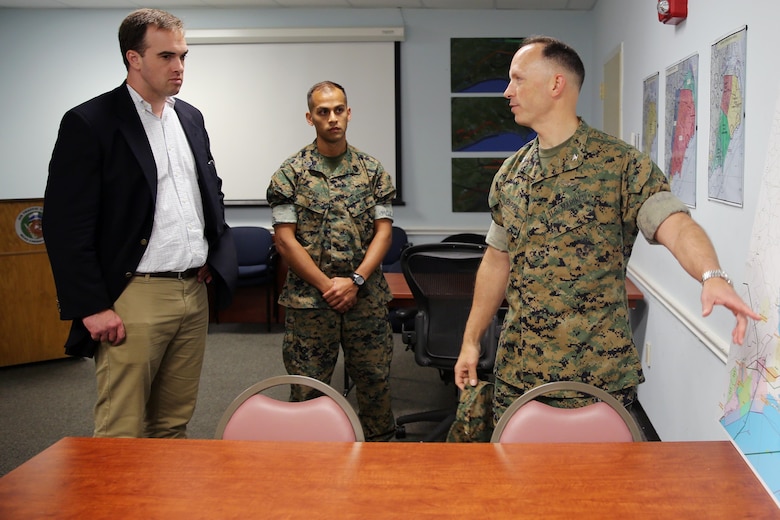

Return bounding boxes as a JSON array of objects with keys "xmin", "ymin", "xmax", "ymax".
[{"xmin": 322, "ymin": 277, "xmax": 358, "ymax": 313}]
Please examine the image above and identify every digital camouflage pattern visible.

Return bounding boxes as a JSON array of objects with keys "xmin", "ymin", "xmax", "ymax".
[
  {"xmin": 267, "ymin": 142, "xmax": 396, "ymax": 309},
  {"xmin": 446, "ymin": 380, "xmax": 495, "ymax": 442},
  {"xmin": 267, "ymin": 142, "xmax": 397, "ymax": 441},
  {"xmin": 488, "ymin": 120, "xmax": 672, "ymax": 415},
  {"xmin": 283, "ymin": 305, "xmax": 395, "ymax": 441}
]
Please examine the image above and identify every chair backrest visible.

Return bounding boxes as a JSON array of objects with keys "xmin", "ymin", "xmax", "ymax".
[
  {"xmin": 215, "ymin": 375, "xmax": 364, "ymax": 442},
  {"xmin": 401, "ymin": 242, "xmax": 496, "ymax": 371},
  {"xmin": 231, "ymin": 226, "xmax": 275, "ymax": 267},
  {"xmin": 490, "ymin": 381, "xmax": 643, "ymax": 443},
  {"xmin": 441, "ymin": 233, "xmax": 487, "ymax": 245},
  {"xmin": 382, "ymin": 226, "xmax": 410, "ymax": 273}
]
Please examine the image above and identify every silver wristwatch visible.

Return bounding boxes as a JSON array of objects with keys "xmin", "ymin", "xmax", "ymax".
[
  {"xmin": 351, "ymin": 272, "xmax": 365, "ymax": 287},
  {"xmin": 701, "ymin": 269, "xmax": 732, "ymax": 286}
]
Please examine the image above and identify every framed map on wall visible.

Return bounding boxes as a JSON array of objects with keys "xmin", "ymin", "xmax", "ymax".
[
  {"xmin": 664, "ymin": 53, "xmax": 699, "ymax": 208},
  {"xmin": 708, "ymin": 26, "xmax": 747, "ymax": 207}
]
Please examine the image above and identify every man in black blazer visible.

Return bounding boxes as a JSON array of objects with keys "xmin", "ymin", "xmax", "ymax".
[{"xmin": 44, "ymin": 8, "xmax": 237, "ymax": 438}]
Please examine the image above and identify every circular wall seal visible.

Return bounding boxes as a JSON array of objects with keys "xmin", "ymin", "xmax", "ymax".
[{"xmin": 16, "ymin": 206, "xmax": 44, "ymax": 245}]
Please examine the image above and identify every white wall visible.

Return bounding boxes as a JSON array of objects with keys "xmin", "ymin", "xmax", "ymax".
[
  {"xmin": 0, "ymin": 7, "xmax": 593, "ymax": 242},
  {"xmin": 592, "ymin": 0, "xmax": 779, "ymax": 441}
]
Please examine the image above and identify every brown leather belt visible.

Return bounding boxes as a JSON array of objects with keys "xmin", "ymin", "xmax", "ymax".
[{"xmin": 135, "ymin": 267, "xmax": 200, "ymax": 280}]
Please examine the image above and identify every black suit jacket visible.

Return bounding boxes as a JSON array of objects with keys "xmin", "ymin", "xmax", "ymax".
[{"xmin": 44, "ymin": 83, "xmax": 237, "ymax": 357}]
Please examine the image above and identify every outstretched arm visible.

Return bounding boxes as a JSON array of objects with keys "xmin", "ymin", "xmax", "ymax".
[
  {"xmin": 653, "ymin": 212, "xmax": 761, "ymax": 344},
  {"xmin": 454, "ymin": 246, "xmax": 510, "ymax": 389}
]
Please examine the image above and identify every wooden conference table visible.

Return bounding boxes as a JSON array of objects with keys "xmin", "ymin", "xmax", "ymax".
[
  {"xmin": 0, "ymin": 437, "xmax": 775, "ymax": 518},
  {"xmin": 384, "ymin": 272, "xmax": 645, "ymax": 309}
]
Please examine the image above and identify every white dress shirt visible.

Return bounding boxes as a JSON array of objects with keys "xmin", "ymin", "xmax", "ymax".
[{"xmin": 128, "ymin": 85, "xmax": 208, "ymax": 273}]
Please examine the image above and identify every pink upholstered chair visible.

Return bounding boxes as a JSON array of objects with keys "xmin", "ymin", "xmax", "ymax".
[
  {"xmin": 215, "ymin": 375, "xmax": 364, "ymax": 442},
  {"xmin": 490, "ymin": 381, "xmax": 643, "ymax": 443}
]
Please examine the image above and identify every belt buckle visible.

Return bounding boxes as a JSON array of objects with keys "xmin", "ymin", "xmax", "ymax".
[{"xmin": 176, "ymin": 271, "xmax": 185, "ymax": 280}]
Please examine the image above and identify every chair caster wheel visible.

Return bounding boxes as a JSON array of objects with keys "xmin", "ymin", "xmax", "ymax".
[{"xmin": 395, "ymin": 425, "xmax": 406, "ymax": 439}]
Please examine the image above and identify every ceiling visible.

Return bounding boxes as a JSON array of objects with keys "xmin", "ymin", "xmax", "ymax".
[{"xmin": 0, "ymin": 0, "xmax": 598, "ymax": 10}]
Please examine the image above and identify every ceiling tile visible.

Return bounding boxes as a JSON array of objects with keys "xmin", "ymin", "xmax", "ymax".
[
  {"xmin": 0, "ymin": 0, "xmax": 597, "ymax": 9},
  {"xmin": 347, "ymin": 0, "xmax": 424, "ymax": 7},
  {"xmin": 272, "ymin": 0, "xmax": 351, "ymax": 6},
  {"xmin": 565, "ymin": 0, "xmax": 597, "ymax": 9},
  {"xmin": 496, "ymin": 0, "xmax": 568, "ymax": 9},
  {"xmin": 421, "ymin": 0, "xmax": 495, "ymax": 9}
]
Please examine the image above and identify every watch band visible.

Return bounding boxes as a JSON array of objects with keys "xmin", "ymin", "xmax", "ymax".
[
  {"xmin": 351, "ymin": 272, "xmax": 365, "ymax": 286},
  {"xmin": 701, "ymin": 269, "xmax": 732, "ymax": 286}
]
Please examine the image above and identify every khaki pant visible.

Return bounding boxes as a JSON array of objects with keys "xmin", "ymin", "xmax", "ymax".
[{"xmin": 93, "ymin": 276, "xmax": 208, "ymax": 438}]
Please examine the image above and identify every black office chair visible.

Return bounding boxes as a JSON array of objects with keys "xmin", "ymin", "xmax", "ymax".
[
  {"xmin": 217, "ymin": 226, "xmax": 278, "ymax": 332},
  {"xmin": 395, "ymin": 242, "xmax": 498, "ymax": 441},
  {"xmin": 441, "ymin": 233, "xmax": 486, "ymax": 245}
]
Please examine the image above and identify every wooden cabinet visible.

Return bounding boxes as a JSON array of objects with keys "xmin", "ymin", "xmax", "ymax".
[{"xmin": 0, "ymin": 199, "xmax": 69, "ymax": 367}]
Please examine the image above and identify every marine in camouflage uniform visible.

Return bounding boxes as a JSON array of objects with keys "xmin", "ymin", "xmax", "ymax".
[
  {"xmin": 267, "ymin": 140, "xmax": 397, "ymax": 441},
  {"xmin": 453, "ymin": 36, "xmax": 759, "ymax": 438},
  {"xmin": 487, "ymin": 119, "xmax": 689, "ymax": 421}
]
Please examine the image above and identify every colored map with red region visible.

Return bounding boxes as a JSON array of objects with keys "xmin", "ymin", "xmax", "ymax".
[
  {"xmin": 664, "ymin": 54, "xmax": 698, "ymax": 207},
  {"xmin": 669, "ymin": 84, "xmax": 696, "ymax": 178}
]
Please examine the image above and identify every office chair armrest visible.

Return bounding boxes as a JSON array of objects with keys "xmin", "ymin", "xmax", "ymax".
[{"xmin": 394, "ymin": 307, "xmax": 416, "ymax": 321}]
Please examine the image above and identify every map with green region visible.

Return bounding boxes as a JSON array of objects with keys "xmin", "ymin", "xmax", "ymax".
[{"xmin": 708, "ymin": 27, "xmax": 746, "ymax": 206}]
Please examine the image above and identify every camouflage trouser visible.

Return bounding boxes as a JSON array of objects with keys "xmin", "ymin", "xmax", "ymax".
[
  {"xmin": 492, "ymin": 376, "xmax": 637, "ymax": 425},
  {"xmin": 282, "ymin": 304, "xmax": 395, "ymax": 441},
  {"xmin": 446, "ymin": 381, "xmax": 495, "ymax": 443}
]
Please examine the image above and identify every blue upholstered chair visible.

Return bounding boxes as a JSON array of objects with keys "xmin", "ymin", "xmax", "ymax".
[
  {"xmin": 382, "ymin": 225, "xmax": 411, "ymax": 273},
  {"xmin": 217, "ymin": 226, "xmax": 277, "ymax": 331}
]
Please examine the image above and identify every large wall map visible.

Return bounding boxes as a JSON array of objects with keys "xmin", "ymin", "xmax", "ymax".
[{"xmin": 720, "ymin": 87, "xmax": 780, "ymax": 505}]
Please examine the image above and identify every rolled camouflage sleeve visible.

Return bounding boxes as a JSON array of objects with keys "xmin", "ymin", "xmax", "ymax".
[
  {"xmin": 375, "ymin": 203, "xmax": 393, "ymax": 221},
  {"xmin": 271, "ymin": 204, "xmax": 297, "ymax": 225},
  {"xmin": 485, "ymin": 221, "xmax": 508, "ymax": 252},
  {"xmin": 637, "ymin": 191, "xmax": 690, "ymax": 244}
]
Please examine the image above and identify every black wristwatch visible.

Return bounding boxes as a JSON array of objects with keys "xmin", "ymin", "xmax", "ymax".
[{"xmin": 351, "ymin": 272, "xmax": 365, "ymax": 287}]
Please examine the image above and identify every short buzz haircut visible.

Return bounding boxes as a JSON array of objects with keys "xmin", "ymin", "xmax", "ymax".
[
  {"xmin": 521, "ymin": 35, "xmax": 585, "ymax": 91},
  {"xmin": 119, "ymin": 8, "xmax": 184, "ymax": 70},
  {"xmin": 307, "ymin": 81, "xmax": 347, "ymax": 110}
]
